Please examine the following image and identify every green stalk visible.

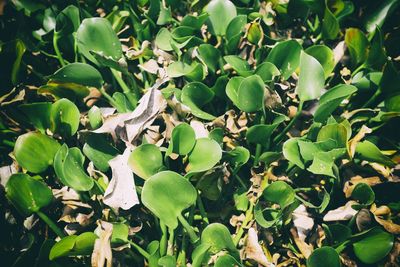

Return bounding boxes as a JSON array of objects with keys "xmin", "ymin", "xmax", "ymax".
[
  {"xmin": 99, "ymin": 87, "xmax": 120, "ymax": 108},
  {"xmin": 167, "ymin": 227, "xmax": 175, "ymax": 256},
  {"xmin": 233, "ymin": 202, "xmax": 254, "ymax": 246},
  {"xmin": 111, "ymin": 69, "xmax": 131, "ymax": 93},
  {"xmin": 196, "ymin": 196, "xmax": 209, "ymax": 224},
  {"xmin": 53, "ymin": 34, "xmax": 66, "ymax": 67},
  {"xmin": 160, "ymin": 223, "xmax": 168, "ymax": 256},
  {"xmin": 273, "ymin": 101, "xmax": 304, "ymax": 144},
  {"xmin": 362, "ymin": 89, "xmax": 381, "ymax": 108},
  {"xmin": 253, "ymin": 110, "xmax": 266, "ymax": 166},
  {"xmin": 36, "ymin": 210, "xmax": 65, "ymax": 237},
  {"xmin": 128, "ymin": 240, "xmax": 150, "ymax": 259},
  {"xmin": 177, "ymin": 214, "xmax": 199, "ymax": 244}
]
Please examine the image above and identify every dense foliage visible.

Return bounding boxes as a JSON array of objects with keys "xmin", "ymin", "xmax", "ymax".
[{"xmin": 1, "ymin": 0, "xmax": 400, "ymax": 266}]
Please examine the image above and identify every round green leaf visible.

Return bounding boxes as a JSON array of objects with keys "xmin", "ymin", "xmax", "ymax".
[
  {"xmin": 345, "ymin": 28, "xmax": 368, "ymax": 66},
  {"xmin": 255, "ymin": 62, "xmax": 280, "ymax": 82},
  {"xmin": 50, "ymin": 98, "xmax": 80, "ymax": 137},
  {"xmin": 14, "ymin": 132, "xmax": 60, "ymax": 173},
  {"xmin": 266, "ymin": 40, "xmax": 302, "ymax": 80},
  {"xmin": 223, "ymin": 55, "xmax": 252, "ymax": 77},
  {"xmin": 128, "ymin": 144, "xmax": 164, "ymax": 180},
  {"xmin": 283, "ymin": 138, "xmax": 304, "ymax": 169},
  {"xmin": 82, "ymin": 134, "xmax": 119, "ymax": 172},
  {"xmin": 314, "ymin": 84, "xmax": 357, "ymax": 123},
  {"xmin": 49, "ymin": 232, "xmax": 97, "ymax": 260},
  {"xmin": 141, "ymin": 171, "xmax": 197, "ymax": 229},
  {"xmin": 305, "ymin": 45, "xmax": 335, "ymax": 79},
  {"xmin": 353, "ymin": 227, "xmax": 394, "ymax": 264},
  {"xmin": 351, "ymin": 183, "xmax": 375, "ymax": 205},
  {"xmin": 296, "ymin": 51, "xmax": 325, "ymax": 102},
  {"xmin": 198, "ymin": 44, "xmax": 221, "ymax": 73},
  {"xmin": 263, "ymin": 181, "xmax": 295, "ymax": 208},
  {"xmin": 188, "ymin": 138, "xmax": 222, "ymax": 173},
  {"xmin": 167, "ymin": 123, "xmax": 196, "ymax": 156},
  {"xmin": 54, "ymin": 144, "xmax": 94, "ymax": 191},
  {"xmin": 246, "ymin": 124, "xmax": 280, "ymax": 145},
  {"xmin": 76, "ymin": 18, "xmax": 123, "ymax": 65},
  {"xmin": 206, "ymin": 0, "xmax": 237, "ymax": 36},
  {"xmin": 6, "ymin": 173, "xmax": 53, "ymax": 217},
  {"xmin": 181, "ymin": 82, "xmax": 215, "ymax": 120},
  {"xmin": 307, "ymin": 247, "xmax": 341, "ymax": 267},
  {"xmin": 225, "ymin": 76, "xmax": 244, "ymax": 108},
  {"xmin": 50, "ymin": 63, "xmax": 103, "ymax": 88},
  {"xmin": 237, "ymin": 75, "xmax": 265, "ymax": 113},
  {"xmin": 201, "ymin": 223, "xmax": 238, "ymax": 257}
]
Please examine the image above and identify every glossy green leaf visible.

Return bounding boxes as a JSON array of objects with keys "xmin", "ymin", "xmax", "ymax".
[
  {"xmin": 345, "ymin": 28, "xmax": 369, "ymax": 66},
  {"xmin": 19, "ymin": 102, "xmax": 52, "ymax": 132},
  {"xmin": 305, "ymin": 45, "xmax": 335, "ymax": 79},
  {"xmin": 201, "ymin": 223, "xmax": 238, "ymax": 258},
  {"xmin": 50, "ymin": 98, "xmax": 80, "ymax": 137},
  {"xmin": 167, "ymin": 123, "xmax": 196, "ymax": 156},
  {"xmin": 317, "ymin": 123, "xmax": 348, "ymax": 148},
  {"xmin": 263, "ymin": 181, "xmax": 295, "ymax": 208},
  {"xmin": 82, "ymin": 134, "xmax": 119, "ymax": 172},
  {"xmin": 351, "ymin": 183, "xmax": 375, "ymax": 205},
  {"xmin": 206, "ymin": 0, "xmax": 237, "ymax": 36},
  {"xmin": 167, "ymin": 61, "xmax": 204, "ymax": 81},
  {"xmin": 198, "ymin": 44, "xmax": 221, "ymax": 73},
  {"xmin": 49, "ymin": 63, "xmax": 103, "ymax": 88},
  {"xmin": 181, "ymin": 82, "xmax": 215, "ymax": 120},
  {"xmin": 49, "ymin": 232, "xmax": 97, "ymax": 260},
  {"xmin": 224, "ymin": 55, "xmax": 252, "ymax": 77},
  {"xmin": 88, "ymin": 106, "xmax": 102, "ymax": 129},
  {"xmin": 230, "ymin": 75, "xmax": 265, "ymax": 113},
  {"xmin": 314, "ymin": 84, "xmax": 357, "ymax": 122},
  {"xmin": 225, "ymin": 146, "xmax": 250, "ymax": 168},
  {"xmin": 364, "ymin": 0, "xmax": 399, "ymax": 33},
  {"xmin": 54, "ymin": 144, "xmax": 94, "ymax": 191},
  {"xmin": 353, "ymin": 227, "xmax": 394, "ymax": 264},
  {"xmin": 214, "ymin": 254, "xmax": 241, "ymax": 267},
  {"xmin": 355, "ymin": 140, "xmax": 395, "ymax": 167},
  {"xmin": 322, "ymin": 6, "xmax": 339, "ymax": 40},
  {"xmin": 6, "ymin": 173, "xmax": 53, "ymax": 217},
  {"xmin": 266, "ymin": 40, "xmax": 302, "ymax": 80},
  {"xmin": 76, "ymin": 18, "xmax": 123, "ymax": 65},
  {"xmin": 296, "ymin": 51, "xmax": 325, "ymax": 102},
  {"xmin": 188, "ymin": 138, "xmax": 222, "ymax": 173},
  {"xmin": 307, "ymin": 247, "xmax": 341, "ymax": 267},
  {"xmin": 283, "ymin": 138, "xmax": 304, "ymax": 169},
  {"xmin": 141, "ymin": 171, "xmax": 197, "ymax": 229},
  {"xmin": 14, "ymin": 132, "xmax": 60, "ymax": 173},
  {"xmin": 255, "ymin": 62, "xmax": 280, "ymax": 82},
  {"xmin": 246, "ymin": 124, "xmax": 280, "ymax": 145},
  {"xmin": 128, "ymin": 144, "xmax": 164, "ymax": 179}
]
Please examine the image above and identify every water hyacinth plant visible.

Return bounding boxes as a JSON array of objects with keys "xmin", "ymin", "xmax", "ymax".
[{"xmin": 0, "ymin": 0, "xmax": 399, "ymax": 266}]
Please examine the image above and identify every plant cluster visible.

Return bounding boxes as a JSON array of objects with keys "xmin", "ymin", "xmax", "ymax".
[{"xmin": 0, "ymin": 0, "xmax": 400, "ymax": 266}]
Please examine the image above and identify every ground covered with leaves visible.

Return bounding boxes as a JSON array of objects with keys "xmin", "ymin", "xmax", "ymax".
[{"xmin": 1, "ymin": 0, "xmax": 400, "ymax": 266}]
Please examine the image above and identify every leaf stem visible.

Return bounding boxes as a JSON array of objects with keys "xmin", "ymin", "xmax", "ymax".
[
  {"xmin": 233, "ymin": 202, "xmax": 254, "ymax": 246},
  {"xmin": 128, "ymin": 240, "xmax": 150, "ymax": 259},
  {"xmin": 253, "ymin": 110, "xmax": 266, "ymax": 166},
  {"xmin": 177, "ymin": 213, "xmax": 199, "ymax": 244},
  {"xmin": 196, "ymin": 196, "xmax": 209, "ymax": 224},
  {"xmin": 99, "ymin": 86, "xmax": 119, "ymax": 108},
  {"xmin": 36, "ymin": 210, "xmax": 65, "ymax": 237},
  {"xmin": 53, "ymin": 34, "xmax": 66, "ymax": 67},
  {"xmin": 273, "ymin": 101, "xmax": 304, "ymax": 144},
  {"xmin": 111, "ymin": 69, "xmax": 131, "ymax": 93},
  {"xmin": 160, "ymin": 222, "xmax": 168, "ymax": 256},
  {"xmin": 167, "ymin": 227, "xmax": 175, "ymax": 256}
]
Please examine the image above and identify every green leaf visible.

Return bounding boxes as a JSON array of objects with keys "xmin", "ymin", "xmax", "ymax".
[
  {"xmin": 314, "ymin": 84, "xmax": 357, "ymax": 122},
  {"xmin": 141, "ymin": 171, "xmax": 197, "ymax": 229},
  {"xmin": 345, "ymin": 28, "xmax": 369, "ymax": 66},
  {"xmin": 6, "ymin": 173, "xmax": 53, "ymax": 217},
  {"xmin": 88, "ymin": 106, "xmax": 102, "ymax": 129},
  {"xmin": 49, "ymin": 63, "xmax": 103, "ymax": 88},
  {"xmin": 283, "ymin": 138, "xmax": 304, "ymax": 169},
  {"xmin": 111, "ymin": 223, "xmax": 129, "ymax": 245},
  {"xmin": 296, "ymin": 51, "xmax": 325, "ymax": 102},
  {"xmin": 54, "ymin": 144, "xmax": 94, "ymax": 191},
  {"xmin": 307, "ymin": 149, "xmax": 346, "ymax": 177},
  {"xmin": 128, "ymin": 144, "xmax": 164, "ymax": 180},
  {"xmin": 364, "ymin": 0, "xmax": 399, "ymax": 33},
  {"xmin": 263, "ymin": 181, "xmax": 295, "ymax": 208},
  {"xmin": 14, "ymin": 132, "xmax": 60, "ymax": 173},
  {"xmin": 167, "ymin": 61, "xmax": 204, "ymax": 81},
  {"xmin": 246, "ymin": 124, "xmax": 280, "ymax": 145},
  {"xmin": 181, "ymin": 82, "xmax": 215, "ymax": 120},
  {"xmin": 167, "ymin": 123, "xmax": 196, "ymax": 156},
  {"xmin": 188, "ymin": 138, "xmax": 222, "ymax": 173},
  {"xmin": 82, "ymin": 134, "xmax": 119, "ymax": 172},
  {"xmin": 198, "ymin": 44, "xmax": 221, "ymax": 73},
  {"xmin": 50, "ymin": 98, "xmax": 80, "ymax": 138},
  {"xmin": 214, "ymin": 254, "xmax": 241, "ymax": 267},
  {"xmin": 307, "ymin": 247, "xmax": 341, "ymax": 267},
  {"xmin": 322, "ymin": 6, "xmax": 339, "ymax": 40},
  {"xmin": 155, "ymin": 28, "xmax": 174, "ymax": 51},
  {"xmin": 76, "ymin": 18, "xmax": 123, "ymax": 65},
  {"xmin": 224, "ymin": 55, "xmax": 252, "ymax": 77},
  {"xmin": 225, "ymin": 146, "xmax": 250, "ymax": 168},
  {"xmin": 49, "ymin": 232, "xmax": 97, "ymax": 260},
  {"xmin": 266, "ymin": 40, "xmax": 302, "ymax": 80},
  {"xmin": 355, "ymin": 140, "xmax": 395, "ymax": 167},
  {"xmin": 305, "ymin": 45, "xmax": 335, "ymax": 79},
  {"xmin": 201, "ymin": 223, "xmax": 238, "ymax": 258},
  {"xmin": 254, "ymin": 62, "xmax": 280, "ymax": 82},
  {"xmin": 317, "ymin": 123, "xmax": 348, "ymax": 148},
  {"xmin": 353, "ymin": 227, "xmax": 394, "ymax": 264},
  {"xmin": 206, "ymin": 0, "xmax": 237, "ymax": 36},
  {"xmin": 19, "ymin": 102, "xmax": 52, "ymax": 133},
  {"xmin": 351, "ymin": 183, "xmax": 375, "ymax": 205}
]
